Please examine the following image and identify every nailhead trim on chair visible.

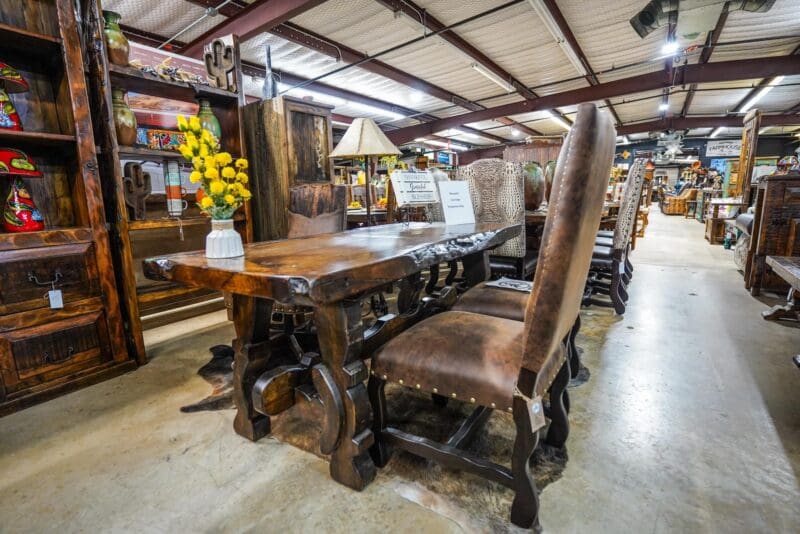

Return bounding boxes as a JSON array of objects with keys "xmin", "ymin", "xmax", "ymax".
[{"xmin": 375, "ymin": 373, "xmax": 515, "ymax": 411}]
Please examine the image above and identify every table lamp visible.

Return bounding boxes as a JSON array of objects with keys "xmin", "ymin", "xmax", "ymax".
[{"xmin": 329, "ymin": 118, "xmax": 400, "ymax": 226}]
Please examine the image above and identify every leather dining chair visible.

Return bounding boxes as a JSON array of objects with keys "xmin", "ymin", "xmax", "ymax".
[
  {"xmin": 366, "ymin": 103, "xmax": 615, "ymax": 530},
  {"xmin": 457, "ymin": 159, "xmax": 533, "ymax": 279}
]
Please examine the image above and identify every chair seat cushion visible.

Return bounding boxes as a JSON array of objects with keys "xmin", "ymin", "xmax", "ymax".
[
  {"xmin": 452, "ymin": 281, "xmax": 527, "ymax": 321},
  {"xmin": 489, "ymin": 251, "xmax": 538, "ymax": 278},
  {"xmin": 371, "ymin": 311, "xmax": 523, "ymax": 410}
]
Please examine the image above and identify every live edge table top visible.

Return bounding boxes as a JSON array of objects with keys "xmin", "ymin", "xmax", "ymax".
[{"xmin": 143, "ymin": 222, "xmax": 521, "ymax": 306}]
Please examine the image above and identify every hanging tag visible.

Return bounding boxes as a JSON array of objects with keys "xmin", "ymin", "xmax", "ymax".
[
  {"xmin": 48, "ymin": 289, "xmax": 64, "ymax": 309},
  {"xmin": 526, "ymin": 395, "xmax": 546, "ymax": 432},
  {"xmin": 618, "ymin": 257, "xmax": 626, "ymax": 274}
]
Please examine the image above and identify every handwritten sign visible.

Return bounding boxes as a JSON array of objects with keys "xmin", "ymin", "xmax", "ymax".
[
  {"xmin": 390, "ymin": 171, "xmax": 439, "ymax": 207},
  {"xmin": 438, "ymin": 181, "xmax": 475, "ymax": 225},
  {"xmin": 706, "ymin": 139, "xmax": 742, "ymax": 157}
]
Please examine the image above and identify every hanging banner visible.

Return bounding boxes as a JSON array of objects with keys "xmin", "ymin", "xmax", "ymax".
[{"xmin": 706, "ymin": 139, "xmax": 742, "ymax": 157}]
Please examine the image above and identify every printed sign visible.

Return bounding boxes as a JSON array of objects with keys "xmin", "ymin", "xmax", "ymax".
[
  {"xmin": 706, "ymin": 139, "xmax": 742, "ymax": 157},
  {"xmin": 390, "ymin": 171, "xmax": 439, "ymax": 207},
  {"xmin": 438, "ymin": 181, "xmax": 475, "ymax": 225}
]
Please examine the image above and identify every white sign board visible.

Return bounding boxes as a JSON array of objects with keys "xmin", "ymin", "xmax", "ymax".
[
  {"xmin": 390, "ymin": 171, "xmax": 439, "ymax": 207},
  {"xmin": 706, "ymin": 139, "xmax": 742, "ymax": 157},
  {"xmin": 438, "ymin": 181, "xmax": 475, "ymax": 225}
]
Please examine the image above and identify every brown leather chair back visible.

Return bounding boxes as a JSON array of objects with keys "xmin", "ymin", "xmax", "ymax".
[
  {"xmin": 521, "ymin": 103, "xmax": 616, "ymax": 393},
  {"xmin": 287, "ymin": 184, "xmax": 347, "ymax": 238}
]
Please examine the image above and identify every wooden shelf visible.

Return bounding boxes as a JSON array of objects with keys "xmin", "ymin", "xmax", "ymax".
[
  {"xmin": 0, "ymin": 227, "xmax": 92, "ymax": 252},
  {"xmin": 0, "ymin": 22, "xmax": 61, "ymax": 56},
  {"xmin": 118, "ymin": 146, "xmax": 187, "ymax": 162},
  {"xmin": 108, "ymin": 64, "xmax": 238, "ymax": 104},
  {"xmin": 128, "ymin": 214, "xmax": 246, "ymax": 231},
  {"xmin": 0, "ymin": 129, "xmax": 76, "ymax": 151}
]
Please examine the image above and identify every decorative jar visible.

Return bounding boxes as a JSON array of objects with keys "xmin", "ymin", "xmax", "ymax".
[
  {"xmin": 112, "ymin": 88, "xmax": 137, "ymax": 146},
  {"xmin": 205, "ymin": 218, "xmax": 243, "ymax": 259},
  {"xmin": 196, "ymin": 99, "xmax": 222, "ymax": 143},
  {"xmin": 102, "ymin": 11, "xmax": 130, "ymax": 67}
]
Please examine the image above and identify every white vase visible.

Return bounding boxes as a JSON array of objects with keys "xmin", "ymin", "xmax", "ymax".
[{"xmin": 205, "ymin": 219, "xmax": 244, "ymax": 259}]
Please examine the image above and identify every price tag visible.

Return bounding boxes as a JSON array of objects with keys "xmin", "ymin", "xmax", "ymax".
[
  {"xmin": 618, "ymin": 257, "xmax": 626, "ymax": 274},
  {"xmin": 526, "ymin": 395, "xmax": 546, "ymax": 432},
  {"xmin": 48, "ymin": 289, "xmax": 64, "ymax": 309}
]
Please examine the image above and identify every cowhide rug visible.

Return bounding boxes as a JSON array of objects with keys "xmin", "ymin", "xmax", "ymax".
[{"xmin": 180, "ymin": 345, "xmax": 235, "ymax": 413}]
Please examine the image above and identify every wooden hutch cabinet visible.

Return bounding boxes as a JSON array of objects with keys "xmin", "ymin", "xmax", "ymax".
[
  {"xmin": 82, "ymin": 0, "xmax": 249, "ymax": 364},
  {"xmin": 0, "ymin": 0, "xmax": 134, "ymax": 415}
]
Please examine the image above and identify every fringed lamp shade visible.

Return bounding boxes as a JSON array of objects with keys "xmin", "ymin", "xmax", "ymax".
[{"xmin": 329, "ymin": 118, "xmax": 401, "ymax": 158}]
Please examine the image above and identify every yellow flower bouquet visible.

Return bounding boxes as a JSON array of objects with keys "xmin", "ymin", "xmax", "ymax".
[{"xmin": 175, "ymin": 115, "xmax": 251, "ymax": 220}]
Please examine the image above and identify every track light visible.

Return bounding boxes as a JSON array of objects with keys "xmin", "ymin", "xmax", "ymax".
[
  {"xmin": 471, "ymin": 63, "xmax": 515, "ymax": 93},
  {"xmin": 738, "ymin": 76, "xmax": 784, "ymax": 113},
  {"xmin": 511, "ymin": 128, "xmax": 520, "ymax": 137}
]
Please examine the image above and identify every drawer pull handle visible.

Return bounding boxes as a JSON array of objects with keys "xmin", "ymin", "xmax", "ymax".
[
  {"xmin": 28, "ymin": 270, "xmax": 63, "ymax": 287},
  {"xmin": 44, "ymin": 346, "xmax": 74, "ymax": 364}
]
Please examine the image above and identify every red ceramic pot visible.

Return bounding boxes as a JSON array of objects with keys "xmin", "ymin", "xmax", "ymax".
[{"xmin": 3, "ymin": 177, "xmax": 44, "ymax": 232}]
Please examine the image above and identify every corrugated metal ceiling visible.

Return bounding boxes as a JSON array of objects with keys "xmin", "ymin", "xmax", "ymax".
[{"xmin": 109, "ymin": 0, "xmax": 800, "ymax": 145}]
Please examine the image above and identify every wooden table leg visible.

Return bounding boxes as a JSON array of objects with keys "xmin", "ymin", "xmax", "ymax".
[
  {"xmin": 461, "ymin": 251, "xmax": 490, "ymax": 288},
  {"xmin": 232, "ymin": 293, "xmax": 273, "ymax": 441},
  {"xmin": 315, "ymin": 299, "xmax": 376, "ymax": 490}
]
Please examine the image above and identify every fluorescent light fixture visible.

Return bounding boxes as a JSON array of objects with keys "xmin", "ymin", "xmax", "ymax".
[
  {"xmin": 284, "ymin": 87, "xmax": 345, "ymax": 107},
  {"xmin": 526, "ymin": 0, "xmax": 588, "ymax": 77},
  {"xmin": 332, "ymin": 120, "xmax": 351, "ymax": 127},
  {"xmin": 661, "ymin": 41, "xmax": 679, "ymax": 55},
  {"xmin": 414, "ymin": 137, "xmax": 427, "ymax": 142},
  {"xmin": 346, "ymin": 101, "xmax": 406, "ymax": 121},
  {"xmin": 616, "ymin": 135, "xmax": 630, "ymax": 145},
  {"xmin": 738, "ymin": 76, "xmax": 785, "ymax": 114},
  {"xmin": 394, "ymin": 10, "xmax": 426, "ymax": 34},
  {"xmin": 409, "ymin": 91, "xmax": 423, "ymax": 103},
  {"xmin": 471, "ymin": 63, "xmax": 515, "ymax": 93},
  {"xmin": 541, "ymin": 110, "xmax": 571, "ymax": 131},
  {"xmin": 511, "ymin": 128, "xmax": 520, "ymax": 137},
  {"xmin": 422, "ymin": 139, "xmax": 469, "ymax": 152},
  {"xmin": 709, "ymin": 127, "xmax": 724, "ymax": 138},
  {"xmin": 658, "ymin": 102, "xmax": 669, "ymax": 111}
]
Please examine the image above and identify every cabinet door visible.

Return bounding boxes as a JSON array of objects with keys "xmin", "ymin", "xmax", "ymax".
[{"xmin": 285, "ymin": 99, "xmax": 333, "ymax": 184}]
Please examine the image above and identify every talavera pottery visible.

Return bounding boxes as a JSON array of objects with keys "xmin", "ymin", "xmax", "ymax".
[
  {"xmin": 0, "ymin": 61, "xmax": 29, "ymax": 131},
  {"xmin": 196, "ymin": 99, "xmax": 222, "ymax": 143},
  {"xmin": 1, "ymin": 148, "xmax": 44, "ymax": 233}
]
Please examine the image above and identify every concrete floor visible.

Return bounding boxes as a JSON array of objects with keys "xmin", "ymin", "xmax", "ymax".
[{"xmin": 1, "ymin": 210, "xmax": 799, "ymax": 532}]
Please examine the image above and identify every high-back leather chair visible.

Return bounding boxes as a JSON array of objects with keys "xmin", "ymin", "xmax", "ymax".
[
  {"xmin": 367, "ymin": 103, "xmax": 616, "ymax": 530},
  {"xmin": 457, "ymin": 159, "xmax": 532, "ymax": 278}
]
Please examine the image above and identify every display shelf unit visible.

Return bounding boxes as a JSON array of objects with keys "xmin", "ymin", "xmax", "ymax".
[
  {"xmin": 0, "ymin": 0, "xmax": 134, "ymax": 416},
  {"xmin": 82, "ymin": 1, "xmax": 249, "ymax": 364}
]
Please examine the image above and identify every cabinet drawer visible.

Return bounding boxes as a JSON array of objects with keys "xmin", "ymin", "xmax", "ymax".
[
  {"xmin": 0, "ymin": 312, "xmax": 112, "ymax": 393},
  {"xmin": 0, "ymin": 243, "xmax": 100, "ymax": 315}
]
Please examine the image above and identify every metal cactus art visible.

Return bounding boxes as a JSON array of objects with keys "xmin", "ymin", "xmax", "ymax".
[{"xmin": 204, "ymin": 39, "xmax": 236, "ymax": 92}]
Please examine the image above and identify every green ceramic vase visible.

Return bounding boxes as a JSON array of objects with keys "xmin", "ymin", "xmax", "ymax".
[
  {"xmin": 112, "ymin": 88, "xmax": 137, "ymax": 146},
  {"xmin": 102, "ymin": 10, "xmax": 130, "ymax": 67},
  {"xmin": 196, "ymin": 99, "xmax": 222, "ymax": 144}
]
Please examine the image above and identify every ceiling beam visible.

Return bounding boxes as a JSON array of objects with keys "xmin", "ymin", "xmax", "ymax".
[
  {"xmin": 681, "ymin": 2, "xmax": 729, "ymax": 117},
  {"xmin": 537, "ymin": 0, "xmax": 622, "ymax": 126},
  {"xmin": 374, "ymin": 0, "xmax": 535, "ymax": 99},
  {"xmin": 495, "ymin": 117, "xmax": 541, "ymax": 137},
  {"xmin": 617, "ymin": 113, "xmax": 800, "ymax": 136},
  {"xmin": 386, "ymin": 55, "xmax": 800, "ymax": 144},
  {"xmin": 181, "ymin": 0, "xmax": 329, "ymax": 58},
  {"xmin": 372, "ymin": 0, "xmax": 547, "ymax": 134},
  {"xmin": 119, "ymin": 24, "xmax": 514, "ymax": 141}
]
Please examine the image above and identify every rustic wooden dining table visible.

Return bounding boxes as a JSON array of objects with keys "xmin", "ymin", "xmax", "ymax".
[{"xmin": 143, "ymin": 221, "xmax": 521, "ymax": 490}]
